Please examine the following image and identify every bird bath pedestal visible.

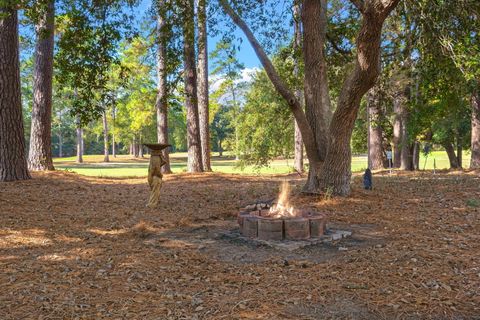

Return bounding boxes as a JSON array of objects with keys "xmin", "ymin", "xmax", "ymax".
[{"xmin": 143, "ymin": 143, "xmax": 170, "ymax": 208}]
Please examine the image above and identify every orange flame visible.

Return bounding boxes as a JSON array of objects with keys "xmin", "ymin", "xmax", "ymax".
[{"xmin": 269, "ymin": 181, "xmax": 296, "ymax": 218}]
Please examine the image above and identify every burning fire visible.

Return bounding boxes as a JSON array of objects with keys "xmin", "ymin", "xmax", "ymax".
[{"xmin": 269, "ymin": 181, "xmax": 296, "ymax": 218}]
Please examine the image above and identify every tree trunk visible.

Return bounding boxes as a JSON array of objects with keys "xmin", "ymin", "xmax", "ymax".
[
  {"xmin": 470, "ymin": 83, "xmax": 480, "ymax": 168},
  {"xmin": 0, "ymin": 7, "xmax": 31, "ymax": 181},
  {"xmin": 197, "ymin": 0, "xmax": 212, "ymax": 171},
  {"xmin": 444, "ymin": 142, "xmax": 459, "ymax": 169},
  {"xmin": 392, "ymin": 93, "xmax": 403, "ymax": 168},
  {"xmin": 58, "ymin": 132, "xmax": 63, "ymax": 158},
  {"xmin": 28, "ymin": 0, "xmax": 55, "ymax": 171},
  {"xmin": 218, "ymin": 140, "xmax": 223, "ymax": 157},
  {"xmin": 112, "ymin": 106, "xmax": 116, "ymax": 158},
  {"xmin": 81, "ymin": 129, "xmax": 85, "ymax": 156},
  {"xmin": 318, "ymin": 1, "xmax": 400, "ymax": 196},
  {"xmin": 102, "ymin": 110, "xmax": 109, "ymax": 162},
  {"xmin": 221, "ymin": 0, "xmax": 399, "ymax": 195},
  {"xmin": 456, "ymin": 136, "xmax": 462, "ymax": 168},
  {"xmin": 112, "ymin": 132, "xmax": 116, "ymax": 158},
  {"xmin": 155, "ymin": 1, "xmax": 172, "ymax": 174},
  {"xmin": 413, "ymin": 141, "xmax": 420, "ymax": 170},
  {"xmin": 301, "ymin": 0, "xmax": 331, "ymax": 191},
  {"xmin": 182, "ymin": 0, "xmax": 203, "ymax": 173},
  {"xmin": 76, "ymin": 124, "xmax": 83, "ymax": 164},
  {"xmin": 294, "ymin": 122, "xmax": 303, "ymax": 173},
  {"xmin": 139, "ymin": 134, "xmax": 144, "ymax": 158},
  {"xmin": 293, "ymin": 2, "xmax": 303, "ymax": 174},
  {"xmin": 133, "ymin": 136, "xmax": 139, "ymax": 158},
  {"xmin": 400, "ymin": 113, "xmax": 413, "ymax": 171},
  {"xmin": 367, "ymin": 85, "xmax": 385, "ymax": 170}
]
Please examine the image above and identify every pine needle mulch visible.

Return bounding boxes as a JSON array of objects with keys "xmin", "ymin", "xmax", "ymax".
[{"xmin": 0, "ymin": 170, "xmax": 479, "ymax": 319}]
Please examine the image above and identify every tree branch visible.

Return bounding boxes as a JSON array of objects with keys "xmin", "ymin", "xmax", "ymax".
[
  {"xmin": 349, "ymin": 0, "xmax": 364, "ymax": 13},
  {"xmin": 218, "ymin": 0, "xmax": 321, "ymax": 164},
  {"xmin": 326, "ymin": 34, "xmax": 351, "ymax": 56}
]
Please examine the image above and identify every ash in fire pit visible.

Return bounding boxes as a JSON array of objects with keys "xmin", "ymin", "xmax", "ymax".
[{"xmin": 238, "ymin": 181, "xmax": 327, "ymax": 241}]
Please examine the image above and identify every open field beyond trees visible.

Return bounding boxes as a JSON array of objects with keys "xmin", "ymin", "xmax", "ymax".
[
  {"xmin": 53, "ymin": 151, "xmax": 471, "ymax": 178},
  {"xmin": 1, "ymin": 170, "xmax": 479, "ymax": 319}
]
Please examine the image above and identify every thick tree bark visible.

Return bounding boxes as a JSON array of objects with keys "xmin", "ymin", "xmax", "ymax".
[
  {"xmin": 367, "ymin": 85, "xmax": 385, "ymax": 170},
  {"xmin": 102, "ymin": 110, "xmax": 109, "ymax": 162},
  {"xmin": 28, "ymin": 0, "xmax": 55, "ymax": 171},
  {"xmin": 0, "ymin": 8, "xmax": 31, "ymax": 181},
  {"xmin": 293, "ymin": 3, "xmax": 304, "ymax": 174},
  {"xmin": 155, "ymin": 1, "xmax": 172, "ymax": 174},
  {"xmin": 301, "ymin": 0, "xmax": 331, "ymax": 160},
  {"xmin": 76, "ymin": 125, "xmax": 83, "ymax": 164},
  {"xmin": 470, "ymin": 84, "xmax": 480, "ymax": 168},
  {"xmin": 182, "ymin": 0, "xmax": 203, "ymax": 172},
  {"xmin": 197, "ymin": 0, "xmax": 212, "ymax": 171},
  {"xmin": 302, "ymin": 0, "xmax": 332, "ymax": 191},
  {"xmin": 317, "ymin": 0, "xmax": 400, "ymax": 195},
  {"xmin": 444, "ymin": 142, "xmax": 459, "ymax": 169}
]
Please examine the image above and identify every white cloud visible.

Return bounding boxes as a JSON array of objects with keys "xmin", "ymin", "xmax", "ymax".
[{"xmin": 209, "ymin": 67, "xmax": 260, "ymax": 93}]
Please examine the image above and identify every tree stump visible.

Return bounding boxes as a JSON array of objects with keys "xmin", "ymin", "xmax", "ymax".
[{"xmin": 144, "ymin": 144, "xmax": 170, "ymax": 208}]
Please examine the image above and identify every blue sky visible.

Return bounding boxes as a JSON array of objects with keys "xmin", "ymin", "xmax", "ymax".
[{"xmin": 135, "ymin": 0, "xmax": 261, "ymax": 69}]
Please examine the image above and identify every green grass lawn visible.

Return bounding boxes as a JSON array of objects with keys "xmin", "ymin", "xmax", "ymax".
[{"xmin": 53, "ymin": 151, "xmax": 471, "ymax": 178}]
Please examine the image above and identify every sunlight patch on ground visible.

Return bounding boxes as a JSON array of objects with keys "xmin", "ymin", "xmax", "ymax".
[{"xmin": 0, "ymin": 229, "xmax": 52, "ymax": 248}]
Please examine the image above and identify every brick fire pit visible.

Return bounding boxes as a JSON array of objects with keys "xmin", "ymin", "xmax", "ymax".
[{"xmin": 238, "ymin": 203, "xmax": 327, "ymax": 241}]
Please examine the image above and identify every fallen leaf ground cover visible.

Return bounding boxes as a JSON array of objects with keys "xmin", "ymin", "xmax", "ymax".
[{"xmin": 0, "ymin": 170, "xmax": 479, "ymax": 319}]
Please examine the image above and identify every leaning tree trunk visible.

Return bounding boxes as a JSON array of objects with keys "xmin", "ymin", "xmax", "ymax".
[
  {"xmin": 0, "ymin": 7, "xmax": 31, "ymax": 181},
  {"xmin": 219, "ymin": 0, "xmax": 322, "ymax": 175},
  {"xmin": 102, "ymin": 109, "xmax": 109, "ymax": 162},
  {"xmin": 293, "ymin": 3, "xmax": 303, "ymax": 174},
  {"xmin": 182, "ymin": 0, "xmax": 203, "ymax": 173},
  {"xmin": 28, "ymin": 0, "xmax": 55, "ymax": 171},
  {"xmin": 470, "ymin": 83, "xmax": 480, "ymax": 169},
  {"xmin": 444, "ymin": 142, "xmax": 459, "ymax": 169},
  {"xmin": 367, "ymin": 85, "xmax": 385, "ymax": 170},
  {"xmin": 301, "ymin": 0, "xmax": 332, "ymax": 191},
  {"xmin": 197, "ymin": 0, "xmax": 212, "ymax": 171},
  {"xmin": 155, "ymin": 2, "xmax": 172, "ymax": 174},
  {"xmin": 318, "ymin": 0, "xmax": 400, "ymax": 196}
]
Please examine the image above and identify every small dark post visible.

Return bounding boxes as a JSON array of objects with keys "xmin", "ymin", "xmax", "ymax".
[{"xmin": 363, "ymin": 168, "xmax": 373, "ymax": 190}]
